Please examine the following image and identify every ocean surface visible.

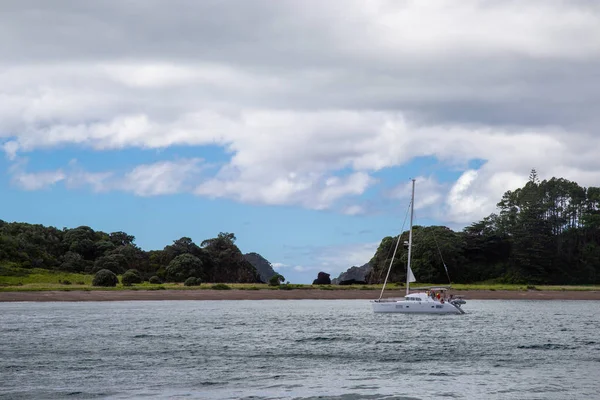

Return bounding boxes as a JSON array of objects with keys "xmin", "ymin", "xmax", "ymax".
[{"xmin": 1, "ymin": 299, "xmax": 599, "ymax": 399}]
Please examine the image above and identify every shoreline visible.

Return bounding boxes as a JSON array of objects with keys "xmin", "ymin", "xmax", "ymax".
[{"xmin": 1, "ymin": 289, "xmax": 600, "ymax": 302}]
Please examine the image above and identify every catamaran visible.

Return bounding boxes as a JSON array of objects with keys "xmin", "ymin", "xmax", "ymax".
[{"xmin": 371, "ymin": 179, "xmax": 466, "ymax": 314}]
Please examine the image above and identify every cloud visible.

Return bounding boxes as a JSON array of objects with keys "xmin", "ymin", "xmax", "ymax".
[
  {"xmin": 2, "ymin": 141, "xmax": 20, "ymax": 160},
  {"xmin": 271, "ymin": 263, "xmax": 289, "ymax": 270},
  {"xmin": 15, "ymin": 170, "xmax": 65, "ymax": 190},
  {"xmin": 9, "ymin": 158, "xmax": 205, "ymax": 196},
  {"xmin": 390, "ymin": 176, "xmax": 446, "ymax": 212},
  {"xmin": 123, "ymin": 158, "xmax": 203, "ymax": 196},
  {"xmin": 1, "ymin": 1, "xmax": 600, "ymax": 225},
  {"xmin": 314, "ymin": 242, "xmax": 380, "ymax": 276}
]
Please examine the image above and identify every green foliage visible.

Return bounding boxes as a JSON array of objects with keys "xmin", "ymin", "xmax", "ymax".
[
  {"xmin": 60, "ymin": 251, "xmax": 88, "ymax": 273},
  {"xmin": 367, "ymin": 172, "xmax": 600, "ymax": 285},
  {"xmin": 269, "ymin": 273, "xmax": 285, "ymax": 286},
  {"xmin": 93, "ymin": 254, "xmax": 128, "ymax": 275},
  {"xmin": 211, "ymin": 283, "xmax": 231, "ymax": 290},
  {"xmin": 200, "ymin": 232, "xmax": 262, "ymax": 283},
  {"xmin": 184, "ymin": 277, "xmax": 201, "ymax": 286},
  {"xmin": 165, "ymin": 254, "xmax": 203, "ymax": 282},
  {"xmin": 149, "ymin": 276, "xmax": 162, "ymax": 284},
  {"xmin": 109, "ymin": 231, "xmax": 135, "ymax": 247},
  {"xmin": 92, "ymin": 269, "xmax": 118, "ymax": 287},
  {"xmin": 278, "ymin": 284, "xmax": 294, "ymax": 290},
  {"xmin": 0, "ymin": 266, "xmax": 92, "ymax": 286},
  {"xmin": 121, "ymin": 269, "xmax": 142, "ymax": 286}
]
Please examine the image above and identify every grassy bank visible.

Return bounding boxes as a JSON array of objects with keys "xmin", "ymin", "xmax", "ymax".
[{"xmin": 1, "ymin": 266, "xmax": 600, "ymax": 293}]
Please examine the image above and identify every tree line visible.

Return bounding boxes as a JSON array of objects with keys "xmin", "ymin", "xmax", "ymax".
[
  {"xmin": 0, "ymin": 222, "xmax": 261, "ymax": 283},
  {"xmin": 366, "ymin": 171, "xmax": 600, "ymax": 285},
  {"xmin": 2, "ymin": 171, "xmax": 599, "ymax": 285}
]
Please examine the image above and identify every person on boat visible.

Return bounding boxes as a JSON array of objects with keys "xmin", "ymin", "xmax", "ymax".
[{"xmin": 436, "ymin": 292, "xmax": 441, "ymax": 301}]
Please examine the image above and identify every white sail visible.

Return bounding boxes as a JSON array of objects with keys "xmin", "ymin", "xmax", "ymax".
[{"xmin": 407, "ymin": 265, "xmax": 416, "ymax": 283}]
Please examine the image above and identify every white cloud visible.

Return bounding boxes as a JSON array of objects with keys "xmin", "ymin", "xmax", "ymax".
[
  {"xmin": 122, "ymin": 159, "xmax": 203, "ymax": 196},
  {"xmin": 390, "ymin": 176, "xmax": 446, "ymax": 211},
  {"xmin": 315, "ymin": 242, "xmax": 380, "ymax": 276},
  {"xmin": 343, "ymin": 205, "xmax": 365, "ymax": 216},
  {"xmin": 8, "ymin": 158, "xmax": 205, "ymax": 197},
  {"xmin": 2, "ymin": 141, "xmax": 20, "ymax": 160},
  {"xmin": 293, "ymin": 265, "xmax": 317, "ymax": 273},
  {"xmin": 12, "ymin": 170, "xmax": 66, "ymax": 191},
  {"xmin": 1, "ymin": 1, "xmax": 600, "ymax": 225},
  {"xmin": 271, "ymin": 262, "xmax": 289, "ymax": 270}
]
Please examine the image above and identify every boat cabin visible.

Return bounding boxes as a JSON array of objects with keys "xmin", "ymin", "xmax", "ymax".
[{"xmin": 404, "ymin": 293, "xmax": 431, "ymax": 301}]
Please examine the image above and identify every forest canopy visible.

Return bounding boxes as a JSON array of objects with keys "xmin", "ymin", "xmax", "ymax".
[{"xmin": 365, "ymin": 171, "xmax": 600, "ymax": 285}]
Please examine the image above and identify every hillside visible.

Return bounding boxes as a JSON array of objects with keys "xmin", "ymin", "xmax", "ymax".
[
  {"xmin": 244, "ymin": 252, "xmax": 277, "ymax": 283},
  {"xmin": 332, "ymin": 262, "xmax": 371, "ymax": 284}
]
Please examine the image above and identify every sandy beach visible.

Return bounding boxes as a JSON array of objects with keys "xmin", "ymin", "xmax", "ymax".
[{"xmin": 1, "ymin": 289, "xmax": 600, "ymax": 302}]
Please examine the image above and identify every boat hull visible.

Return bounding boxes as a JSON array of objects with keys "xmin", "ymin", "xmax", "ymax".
[{"xmin": 371, "ymin": 300, "xmax": 464, "ymax": 314}]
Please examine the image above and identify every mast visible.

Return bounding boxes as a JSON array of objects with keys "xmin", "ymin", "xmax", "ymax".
[
  {"xmin": 406, "ymin": 178, "xmax": 415, "ymax": 296},
  {"xmin": 377, "ymin": 178, "xmax": 415, "ymax": 301}
]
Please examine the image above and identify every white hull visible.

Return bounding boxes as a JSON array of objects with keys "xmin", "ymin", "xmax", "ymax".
[{"xmin": 371, "ymin": 297, "xmax": 464, "ymax": 314}]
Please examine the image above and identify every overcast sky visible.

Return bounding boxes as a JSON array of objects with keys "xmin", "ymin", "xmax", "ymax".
[{"xmin": 1, "ymin": 0, "xmax": 599, "ymax": 282}]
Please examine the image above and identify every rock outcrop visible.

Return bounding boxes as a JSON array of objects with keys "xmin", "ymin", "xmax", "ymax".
[
  {"xmin": 312, "ymin": 271, "xmax": 331, "ymax": 285},
  {"xmin": 243, "ymin": 252, "xmax": 277, "ymax": 283},
  {"xmin": 332, "ymin": 262, "xmax": 371, "ymax": 285}
]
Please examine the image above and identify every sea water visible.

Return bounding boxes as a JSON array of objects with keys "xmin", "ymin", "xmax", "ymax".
[{"xmin": 1, "ymin": 299, "xmax": 599, "ymax": 399}]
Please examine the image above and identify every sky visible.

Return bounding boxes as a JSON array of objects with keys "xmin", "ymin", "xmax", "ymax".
[{"xmin": 1, "ymin": 0, "xmax": 600, "ymax": 283}]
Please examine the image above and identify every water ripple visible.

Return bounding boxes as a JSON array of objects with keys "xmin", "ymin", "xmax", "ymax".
[{"xmin": 1, "ymin": 299, "xmax": 599, "ymax": 399}]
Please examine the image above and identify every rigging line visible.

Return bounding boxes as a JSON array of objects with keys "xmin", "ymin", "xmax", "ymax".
[
  {"xmin": 432, "ymin": 230, "xmax": 452, "ymax": 284},
  {"xmin": 376, "ymin": 200, "xmax": 411, "ymax": 283},
  {"xmin": 378, "ymin": 199, "xmax": 412, "ymax": 299},
  {"xmin": 412, "ymin": 209, "xmax": 450, "ymax": 285}
]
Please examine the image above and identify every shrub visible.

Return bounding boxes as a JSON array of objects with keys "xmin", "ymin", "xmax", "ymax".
[
  {"xmin": 92, "ymin": 269, "xmax": 118, "ymax": 287},
  {"xmin": 125, "ymin": 269, "xmax": 142, "ymax": 278},
  {"xmin": 211, "ymin": 283, "xmax": 231, "ymax": 290},
  {"xmin": 149, "ymin": 276, "xmax": 162, "ymax": 284},
  {"xmin": 269, "ymin": 274, "xmax": 285, "ymax": 286},
  {"xmin": 184, "ymin": 277, "xmax": 201, "ymax": 286},
  {"xmin": 121, "ymin": 270, "xmax": 142, "ymax": 286}
]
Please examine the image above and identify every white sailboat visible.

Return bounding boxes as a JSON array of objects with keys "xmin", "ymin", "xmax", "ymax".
[{"xmin": 371, "ymin": 179, "xmax": 466, "ymax": 314}]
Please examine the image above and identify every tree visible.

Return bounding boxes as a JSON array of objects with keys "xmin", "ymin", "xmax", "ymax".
[
  {"xmin": 165, "ymin": 254, "xmax": 203, "ymax": 282},
  {"xmin": 60, "ymin": 251, "xmax": 88, "ymax": 273},
  {"xmin": 92, "ymin": 269, "xmax": 118, "ymax": 287},
  {"xmin": 269, "ymin": 273, "xmax": 285, "ymax": 286},
  {"xmin": 94, "ymin": 240, "xmax": 116, "ymax": 257},
  {"xmin": 184, "ymin": 277, "xmax": 201, "ymax": 286},
  {"xmin": 121, "ymin": 269, "xmax": 142, "ymax": 286},
  {"xmin": 93, "ymin": 254, "xmax": 128, "ymax": 275},
  {"xmin": 200, "ymin": 232, "xmax": 261, "ymax": 283},
  {"xmin": 109, "ymin": 231, "xmax": 135, "ymax": 247}
]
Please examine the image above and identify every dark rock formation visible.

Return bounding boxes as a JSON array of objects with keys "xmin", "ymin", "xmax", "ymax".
[
  {"xmin": 332, "ymin": 262, "xmax": 372, "ymax": 285},
  {"xmin": 243, "ymin": 252, "xmax": 277, "ymax": 283},
  {"xmin": 312, "ymin": 271, "xmax": 331, "ymax": 285},
  {"xmin": 339, "ymin": 279, "xmax": 367, "ymax": 285}
]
